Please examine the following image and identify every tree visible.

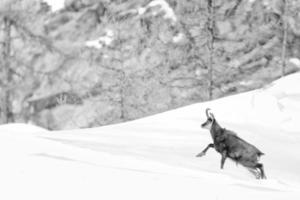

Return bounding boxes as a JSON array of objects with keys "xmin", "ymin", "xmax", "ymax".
[
  {"xmin": 281, "ymin": 0, "xmax": 288, "ymax": 77},
  {"xmin": 0, "ymin": 0, "xmax": 66, "ymax": 124},
  {"xmin": 207, "ymin": 0, "xmax": 215, "ymax": 100},
  {"xmin": 1, "ymin": 15, "xmax": 13, "ymax": 123}
]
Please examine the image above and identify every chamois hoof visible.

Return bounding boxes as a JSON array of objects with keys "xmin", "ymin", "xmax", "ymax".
[
  {"xmin": 196, "ymin": 152, "xmax": 205, "ymax": 157},
  {"xmin": 260, "ymin": 173, "xmax": 267, "ymax": 179},
  {"xmin": 255, "ymin": 173, "xmax": 261, "ymax": 179}
]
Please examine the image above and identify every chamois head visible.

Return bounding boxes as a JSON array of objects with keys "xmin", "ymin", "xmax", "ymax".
[{"xmin": 201, "ymin": 108, "xmax": 215, "ymax": 130}]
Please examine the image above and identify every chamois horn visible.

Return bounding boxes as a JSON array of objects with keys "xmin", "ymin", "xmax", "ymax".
[
  {"xmin": 206, "ymin": 108, "xmax": 211, "ymax": 118},
  {"xmin": 205, "ymin": 108, "xmax": 214, "ymax": 119}
]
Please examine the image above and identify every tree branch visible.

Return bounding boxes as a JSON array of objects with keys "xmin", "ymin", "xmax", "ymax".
[{"xmin": 228, "ymin": 36, "xmax": 279, "ymax": 68}]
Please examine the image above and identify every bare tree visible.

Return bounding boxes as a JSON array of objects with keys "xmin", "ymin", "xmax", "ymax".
[
  {"xmin": 0, "ymin": 16, "xmax": 13, "ymax": 123},
  {"xmin": 207, "ymin": 0, "xmax": 215, "ymax": 100},
  {"xmin": 281, "ymin": 0, "xmax": 288, "ymax": 77},
  {"xmin": 0, "ymin": 0, "xmax": 69, "ymax": 124}
]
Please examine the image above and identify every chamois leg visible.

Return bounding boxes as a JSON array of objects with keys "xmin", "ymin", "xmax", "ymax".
[
  {"xmin": 247, "ymin": 168, "xmax": 261, "ymax": 179},
  {"xmin": 220, "ymin": 151, "xmax": 227, "ymax": 169},
  {"xmin": 245, "ymin": 162, "xmax": 263, "ymax": 179},
  {"xmin": 196, "ymin": 143, "xmax": 214, "ymax": 157},
  {"xmin": 256, "ymin": 163, "xmax": 267, "ymax": 179}
]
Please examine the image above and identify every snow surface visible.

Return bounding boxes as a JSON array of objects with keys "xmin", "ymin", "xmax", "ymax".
[{"xmin": 1, "ymin": 73, "xmax": 300, "ymax": 199}]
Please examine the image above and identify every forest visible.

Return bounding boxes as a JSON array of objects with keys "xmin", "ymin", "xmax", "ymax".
[{"xmin": 0, "ymin": 0, "xmax": 299, "ymax": 130}]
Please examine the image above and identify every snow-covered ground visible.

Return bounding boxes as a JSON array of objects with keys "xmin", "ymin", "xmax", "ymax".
[{"xmin": 1, "ymin": 73, "xmax": 300, "ymax": 199}]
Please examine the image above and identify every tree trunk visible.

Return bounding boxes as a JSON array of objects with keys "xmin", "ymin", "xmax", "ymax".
[
  {"xmin": 207, "ymin": 0, "xmax": 214, "ymax": 100},
  {"xmin": 1, "ymin": 17, "xmax": 14, "ymax": 123},
  {"xmin": 281, "ymin": 0, "xmax": 288, "ymax": 77},
  {"xmin": 119, "ymin": 70, "xmax": 126, "ymax": 120}
]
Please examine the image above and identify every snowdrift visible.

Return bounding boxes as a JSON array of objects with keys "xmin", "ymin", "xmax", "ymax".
[{"xmin": 1, "ymin": 73, "xmax": 300, "ymax": 200}]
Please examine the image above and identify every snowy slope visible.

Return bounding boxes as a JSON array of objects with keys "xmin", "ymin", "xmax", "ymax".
[{"xmin": 1, "ymin": 73, "xmax": 300, "ymax": 199}]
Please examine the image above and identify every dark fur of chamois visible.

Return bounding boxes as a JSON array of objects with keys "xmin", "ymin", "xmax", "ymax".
[{"xmin": 196, "ymin": 108, "xmax": 266, "ymax": 179}]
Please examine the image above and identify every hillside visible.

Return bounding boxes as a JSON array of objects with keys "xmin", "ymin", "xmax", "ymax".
[{"xmin": 0, "ymin": 72, "xmax": 300, "ymax": 199}]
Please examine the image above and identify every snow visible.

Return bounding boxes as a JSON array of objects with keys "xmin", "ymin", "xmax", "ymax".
[
  {"xmin": 172, "ymin": 32, "xmax": 185, "ymax": 43},
  {"xmin": 42, "ymin": 0, "xmax": 64, "ymax": 12},
  {"xmin": 85, "ymin": 39, "xmax": 103, "ymax": 49},
  {"xmin": 137, "ymin": 6, "xmax": 147, "ymax": 15},
  {"xmin": 148, "ymin": 0, "xmax": 177, "ymax": 22},
  {"xmin": 248, "ymin": 0, "xmax": 257, "ymax": 3},
  {"xmin": 289, "ymin": 58, "xmax": 300, "ymax": 68},
  {"xmin": 138, "ymin": 0, "xmax": 177, "ymax": 23},
  {"xmin": 1, "ymin": 73, "xmax": 300, "ymax": 199},
  {"xmin": 85, "ymin": 29, "xmax": 114, "ymax": 49}
]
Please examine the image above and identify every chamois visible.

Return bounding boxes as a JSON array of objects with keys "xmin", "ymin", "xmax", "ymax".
[{"xmin": 196, "ymin": 108, "xmax": 266, "ymax": 179}]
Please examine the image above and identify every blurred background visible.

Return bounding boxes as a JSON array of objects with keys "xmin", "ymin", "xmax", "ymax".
[{"xmin": 0, "ymin": 0, "xmax": 299, "ymax": 130}]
